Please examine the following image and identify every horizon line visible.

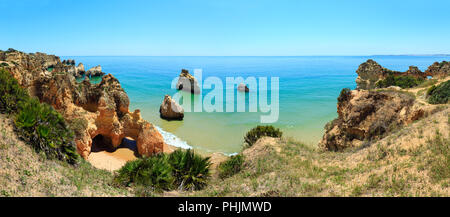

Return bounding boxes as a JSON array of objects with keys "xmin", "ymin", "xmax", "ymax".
[{"xmin": 59, "ymin": 54, "xmax": 450, "ymax": 57}]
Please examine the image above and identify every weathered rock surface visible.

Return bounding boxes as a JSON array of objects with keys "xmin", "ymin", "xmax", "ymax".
[
  {"xmin": 355, "ymin": 59, "xmax": 450, "ymax": 90},
  {"xmin": 319, "ymin": 89, "xmax": 425, "ymax": 151},
  {"xmin": 159, "ymin": 95, "xmax": 184, "ymax": 120},
  {"xmin": 0, "ymin": 49, "xmax": 165, "ymax": 158},
  {"xmin": 425, "ymin": 61, "xmax": 450, "ymax": 79},
  {"xmin": 86, "ymin": 65, "xmax": 105, "ymax": 77},
  {"xmin": 176, "ymin": 69, "xmax": 200, "ymax": 94},
  {"xmin": 238, "ymin": 83, "xmax": 249, "ymax": 92}
]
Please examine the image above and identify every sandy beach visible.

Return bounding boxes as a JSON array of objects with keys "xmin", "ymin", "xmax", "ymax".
[{"xmin": 88, "ymin": 143, "xmax": 177, "ymax": 172}]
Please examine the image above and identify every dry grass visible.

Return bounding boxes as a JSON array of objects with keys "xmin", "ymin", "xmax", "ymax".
[
  {"xmin": 0, "ymin": 114, "xmax": 133, "ymax": 197},
  {"xmin": 188, "ymin": 106, "xmax": 449, "ymax": 197}
]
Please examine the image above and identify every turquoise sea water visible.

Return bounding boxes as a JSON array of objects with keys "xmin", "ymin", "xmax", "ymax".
[{"xmin": 64, "ymin": 56, "xmax": 449, "ymax": 155}]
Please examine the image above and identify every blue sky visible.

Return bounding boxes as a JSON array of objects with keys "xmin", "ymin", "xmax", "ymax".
[{"xmin": 1, "ymin": 0, "xmax": 449, "ymax": 56}]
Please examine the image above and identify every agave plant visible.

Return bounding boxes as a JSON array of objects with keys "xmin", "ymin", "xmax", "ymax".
[{"xmin": 168, "ymin": 149, "xmax": 211, "ymax": 191}]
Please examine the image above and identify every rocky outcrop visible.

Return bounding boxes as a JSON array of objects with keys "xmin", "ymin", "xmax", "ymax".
[
  {"xmin": 176, "ymin": 69, "xmax": 200, "ymax": 94},
  {"xmin": 159, "ymin": 95, "xmax": 184, "ymax": 120},
  {"xmin": 238, "ymin": 83, "xmax": 249, "ymax": 92},
  {"xmin": 62, "ymin": 59, "xmax": 75, "ymax": 65},
  {"xmin": 86, "ymin": 65, "xmax": 105, "ymax": 77},
  {"xmin": 319, "ymin": 89, "xmax": 425, "ymax": 151},
  {"xmin": 354, "ymin": 59, "xmax": 448, "ymax": 90},
  {"xmin": 0, "ymin": 49, "xmax": 165, "ymax": 158},
  {"xmin": 425, "ymin": 61, "xmax": 450, "ymax": 79}
]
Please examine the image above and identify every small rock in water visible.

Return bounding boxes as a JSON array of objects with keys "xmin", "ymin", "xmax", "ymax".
[
  {"xmin": 160, "ymin": 95, "xmax": 184, "ymax": 120},
  {"xmin": 237, "ymin": 83, "xmax": 249, "ymax": 92}
]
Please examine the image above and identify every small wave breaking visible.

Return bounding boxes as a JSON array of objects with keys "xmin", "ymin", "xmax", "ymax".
[
  {"xmin": 155, "ymin": 126, "xmax": 239, "ymax": 156},
  {"xmin": 155, "ymin": 126, "xmax": 193, "ymax": 150}
]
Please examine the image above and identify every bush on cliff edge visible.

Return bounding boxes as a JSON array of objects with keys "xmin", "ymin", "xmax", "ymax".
[
  {"xmin": 376, "ymin": 75, "xmax": 424, "ymax": 89},
  {"xmin": 218, "ymin": 154, "xmax": 244, "ymax": 179},
  {"xmin": 244, "ymin": 125, "xmax": 282, "ymax": 147},
  {"xmin": 0, "ymin": 68, "xmax": 79, "ymax": 164},
  {"xmin": 0, "ymin": 68, "xmax": 28, "ymax": 113},
  {"xmin": 427, "ymin": 80, "xmax": 450, "ymax": 104}
]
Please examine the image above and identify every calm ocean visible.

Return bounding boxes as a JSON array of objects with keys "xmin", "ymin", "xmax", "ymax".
[{"xmin": 64, "ymin": 56, "xmax": 449, "ymax": 155}]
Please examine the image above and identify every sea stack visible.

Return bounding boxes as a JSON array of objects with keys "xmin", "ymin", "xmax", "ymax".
[
  {"xmin": 237, "ymin": 83, "xmax": 249, "ymax": 92},
  {"xmin": 160, "ymin": 95, "xmax": 184, "ymax": 120},
  {"xmin": 176, "ymin": 69, "xmax": 200, "ymax": 94}
]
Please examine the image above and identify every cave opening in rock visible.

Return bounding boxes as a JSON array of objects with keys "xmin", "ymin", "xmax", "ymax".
[
  {"xmin": 91, "ymin": 134, "xmax": 139, "ymax": 158},
  {"xmin": 91, "ymin": 134, "xmax": 116, "ymax": 153}
]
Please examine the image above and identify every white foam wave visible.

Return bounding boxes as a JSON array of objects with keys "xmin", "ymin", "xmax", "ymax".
[{"xmin": 155, "ymin": 126, "xmax": 193, "ymax": 150}]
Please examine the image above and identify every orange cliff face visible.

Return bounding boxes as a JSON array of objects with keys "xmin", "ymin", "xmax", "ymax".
[{"xmin": 0, "ymin": 49, "xmax": 165, "ymax": 159}]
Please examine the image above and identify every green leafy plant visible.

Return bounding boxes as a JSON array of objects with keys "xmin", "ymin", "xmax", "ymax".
[
  {"xmin": 0, "ymin": 68, "xmax": 78, "ymax": 164},
  {"xmin": 427, "ymin": 80, "xmax": 450, "ymax": 104},
  {"xmin": 114, "ymin": 149, "xmax": 211, "ymax": 191},
  {"xmin": 168, "ymin": 149, "xmax": 211, "ymax": 190},
  {"xmin": 0, "ymin": 69, "xmax": 29, "ymax": 114},
  {"xmin": 15, "ymin": 98, "xmax": 79, "ymax": 164},
  {"xmin": 114, "ymin": 155, "xmax": 174, "ymax": 191},
  {"xmin": 376, "ymin": 75, "xmax": 424, "ymax": 89},
  {"xmin": 244, "ymin": 125, "xmax": 282, "ymax": 147},
  {"xmin": 218, "ymin": 154, "xmax": 244, "ymax": 179}
]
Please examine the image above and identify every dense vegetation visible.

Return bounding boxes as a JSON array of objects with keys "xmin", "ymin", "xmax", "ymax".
[
  {"xmin": 114, "ymin": 149, "xmax": 211, "ymax": 192},
  {"xmin": 114, "ymin": 154, "xmax": 174, "ymax": 191},
  {"xmin": 0, "ymin": 69, "xmax": 28, "ymax": 113},
  {"xmin": 168, "ymin": 149, "xmax": 211, "ymax": 190},
  {"xmin": 376, "ymin": 75, "xmax": 424, "ymax": 89},
  {"xmin": 0, "ymin": 68, "xmax": 78, "ymax": 164},
  {"xmin": 427, "ymin": 80, "xmax": 450, "ymax": 104},
  {"xmin": 244, "ymin": 125, "xmax": 282, "ymax": 147},
  {"xmin": 218, "ymin": 154, "xmax": 244, "ymax": 179}
]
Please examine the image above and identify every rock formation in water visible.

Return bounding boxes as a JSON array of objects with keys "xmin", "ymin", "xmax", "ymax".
[
  {"xmin": 159, "ymin": 95, "xmax": 184, "ymax": 120},
  {"xmin": 355, "ymin": 59, "xmax": 450, "ymax": 90},
  {"xmin": 237, "ymin": 83, "xmax": 249, "ymax": 92},
  {"xmin": 319, "ymin": 89, "xmax": 426, "ymax": 151},
  {"xmin": 0, "ymin": 49, "xmax": 165, "ymax": 158},
  {"xmin": 86, "ymin": 65, "xmax": 105, "ymax": 77},
  {"xmin": 176, "ymin": 69, "xmax": 200, "ymax": 94}
]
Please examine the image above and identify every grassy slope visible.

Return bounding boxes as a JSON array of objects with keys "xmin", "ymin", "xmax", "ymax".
[
  {"xmin": 0, "ymin": 114, "xmax": 133, "ymax": 197},
  {"xmin": 0, "ymin": 77, "xmax": 449, "ymax": 197},
  {"xmin": 192, "ymin": 106, "xmax": 449, "ymax": 196}
]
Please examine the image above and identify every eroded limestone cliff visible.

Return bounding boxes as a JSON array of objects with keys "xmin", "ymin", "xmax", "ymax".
[{"xmin": 0, "ymin": 49, "xmax": 165, "ymax": 158}]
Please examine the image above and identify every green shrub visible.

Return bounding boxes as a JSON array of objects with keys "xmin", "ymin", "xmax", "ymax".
[
  {"xmin": 0, "ymin": 68, "xmax": 78, "ymax": 164},
  {"xmin": 376, "ymin": 75, "xmax": 424, "ymax": 89},
  {"xmin": 68, "ymin": 118, "xmax": 88, "ymax": 137},
  {"xmin": 427, "ymin": 80, "xmax": 450, "ymax": 104},
  {"xmin": 0, "ymin": 69, "xmax": 29, "ymax": 113},
  {"xmin": 114, "ymin": 154, "xmax": 174, "ymax": 191},
  {"xmin": 168, "ymin": 149, "xmax": 211, "ymax": 190},
  {"xmin": 15, "ymin": 98, "xmax": 79, "ymax": 164},
  {"xmin": 244, "ymin": 125, "xmax": 282, "ymax": 147},
  {"xmin": 115, "ymin": 149, "xmax": 211, "ymax": 191},
  {"xmin": 218, "ymin": 154, "xmax": 244, "ymax": 179}
]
